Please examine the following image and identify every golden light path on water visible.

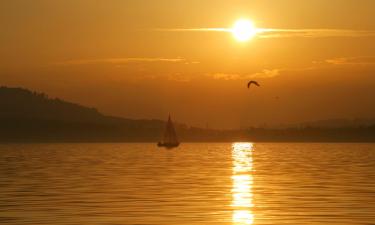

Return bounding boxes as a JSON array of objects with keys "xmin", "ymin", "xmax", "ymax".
[{"xmin": 232, "ymin": 143, "xmax": 254, "ymax": 225}]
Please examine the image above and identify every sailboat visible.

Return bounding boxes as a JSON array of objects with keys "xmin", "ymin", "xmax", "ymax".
[{"xmin": 157, "ymin": 115, "xmax": 180, "ymax": 148}]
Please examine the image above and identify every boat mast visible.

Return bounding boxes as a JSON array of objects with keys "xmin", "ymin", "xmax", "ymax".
[{"xmin": 163, "ymin": 114, "xmax": 178, "ymax": 144}]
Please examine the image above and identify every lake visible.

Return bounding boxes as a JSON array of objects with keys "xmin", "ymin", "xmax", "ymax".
[{"xmin": 0, "ymin": 143, "xmax": 374, "ymax": 225}]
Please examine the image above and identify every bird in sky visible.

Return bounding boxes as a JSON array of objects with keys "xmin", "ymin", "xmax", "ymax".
[{"xmin": 247, "ymin": 80, "xmax": 260, "ymax": 88}]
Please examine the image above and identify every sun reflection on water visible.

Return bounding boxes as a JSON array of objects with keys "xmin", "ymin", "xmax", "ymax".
[{"xmin": 232, "ymin": 142, "xmax": 254, "ymax": 225}]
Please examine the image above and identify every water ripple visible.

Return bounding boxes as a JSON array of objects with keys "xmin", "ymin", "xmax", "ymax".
[{"xmin": 0, "ymin": 143, "xmax": 374, "ymax": 224}]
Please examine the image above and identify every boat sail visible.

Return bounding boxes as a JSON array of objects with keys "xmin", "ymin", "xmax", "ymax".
[{"xmin": 158, "ymin": 115, "xmax": 180, "ymax": 148}]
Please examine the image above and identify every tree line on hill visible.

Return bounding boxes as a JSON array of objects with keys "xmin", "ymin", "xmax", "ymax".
[{"xmin": 0, "ymin": 86, "xmax": 374, "ymax": 142}]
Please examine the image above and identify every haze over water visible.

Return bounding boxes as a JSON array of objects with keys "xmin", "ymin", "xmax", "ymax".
[{"xmin": 1, "ymin": 143, "xmax": 375, "ymax": 225}]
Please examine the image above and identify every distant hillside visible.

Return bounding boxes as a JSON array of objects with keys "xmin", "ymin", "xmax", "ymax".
[
  {"xmin": 0, "ymin": 86, "xmax": 374, "ymax": 142},
  {"xmin": 0, "ymin": 86, "xmax": 168, "ymax": 142},
  {"xmin": 291, "ymin": 118, "xmax": 375, "ymax": 129},
  {"xmin": 0, "ymin": 86, "xmax": 103, "ymax": 122},
  {"xmin": 0, "ymin": 86, "xmax": 238, "ymax": 142}
]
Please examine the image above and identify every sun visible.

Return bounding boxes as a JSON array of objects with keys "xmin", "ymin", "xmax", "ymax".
[{"xmin": 232, "ymin": 19, "xmax": 257, "ymax": 42}]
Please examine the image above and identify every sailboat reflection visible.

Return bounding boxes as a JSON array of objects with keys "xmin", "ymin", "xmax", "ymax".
[{"xmin": 232, "ymin": 143, "xmax": 254, "ymax": 225}]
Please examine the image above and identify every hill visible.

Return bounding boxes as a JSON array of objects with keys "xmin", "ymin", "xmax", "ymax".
[
  {"xmin": 0, "ymin": 86, "xmax": 169, "ymax": 142},
  {"xmin": 289, "ymin": 118, "xmax": 375, "ymax": 129},
  {"xmin": 0, "ymin": 86, "xmax": 241, "ymax": 142},
  {"xmin": 0, "ymin": 86, "xmax": 374, "ymax": 142}
]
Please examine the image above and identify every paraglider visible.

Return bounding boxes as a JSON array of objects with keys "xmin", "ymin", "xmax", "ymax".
[{"xmin": 247, "ymin": 80, "xmax": 260, "ymax": 88}]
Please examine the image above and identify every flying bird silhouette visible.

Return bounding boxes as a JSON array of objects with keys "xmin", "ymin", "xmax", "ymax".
[{"xmin": 247, "ymin": 80, "xmax": 260, "ymax": 88}]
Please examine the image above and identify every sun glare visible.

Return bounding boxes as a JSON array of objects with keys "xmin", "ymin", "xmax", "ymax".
[
  {"xmin": 232, "ymin": 143, "xmax": 254, "ymax": 224},
  {"xmin": 232, "ymin": 19, "xmax": 257, "ymax": 42}
]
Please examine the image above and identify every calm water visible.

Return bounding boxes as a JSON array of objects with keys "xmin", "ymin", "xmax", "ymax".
[{"xmin": 0, "ymin": 143, "xmax": 375, "ymax": 225}]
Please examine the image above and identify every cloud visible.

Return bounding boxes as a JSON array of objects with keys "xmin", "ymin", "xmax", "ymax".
[
  {"xmin": 324, "ymin": 56, "xmax": 375, "ymax": 65},
  {"xmin": 152, "ymin": 26, "xmax": 375, "ymax": 38},
  {"xmin": 167, "ymin": 73, "xmax": 191, "ymax": 82},
  {"xmin": 54, "ymin": 57, "xmax": 187, "ymax": 66},
  {"xmin": 251, "ymin": 69, "xmax": 280, "ymax": 78},
  {"xmin": 257, "ymin": 29, "xmax": 375, "ymax": 38},
  {"xmin": 211, "ymin": 73, "xmax": 243, "ymax": 80},
  {"xmin": 211, "ymin": 69, "xmax": 280, "ymax": 80},
  {"xmin": 152, "ymin": 28, "xmax": 230, "ymax": 32}
]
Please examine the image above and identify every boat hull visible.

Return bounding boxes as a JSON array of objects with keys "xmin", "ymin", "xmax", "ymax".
[{"xmin": 157, "ymin": 142, "xmax": 180, "ymax": 148}]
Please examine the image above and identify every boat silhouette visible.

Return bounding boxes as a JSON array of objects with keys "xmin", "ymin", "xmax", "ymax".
[{"xmin": 157, "ymin": 115, "xmax": 180, "ymax": 148}]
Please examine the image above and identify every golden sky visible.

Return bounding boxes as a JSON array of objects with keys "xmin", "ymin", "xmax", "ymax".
[{"xmin": 1, "ymin": 0, "xmax": 375, "ymax": 128}]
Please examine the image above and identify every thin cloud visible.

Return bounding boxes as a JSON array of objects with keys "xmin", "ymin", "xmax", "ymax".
[
  {"xmin": 251, "ymin": 69, "xmax": 280, "ymax": 78},
  {"xmin": 167, "ymin": 73, "xmax": 191, "ymax": 82},
  {"xmin": 211, "ymin": 69, "xmax": 280, "ymax": 80},
  {"xmin": 258, "ymin": 28, "xmax": 375, "ymax": 38},
  {"xmin": 54, "ymin": 57, "xmax": 187, "ymax": 66},
  {"xmin": 212, "ymin": 73, "xmax": 243, "ymax": 80},
  {"xmin": 152, "ymin": 27, "xmax": 375, "ymax": 38},
  {"xmin": 152, "ymin": 28, "xmax": 230, "ymax": 32},
  {"xmin": 324, "ymin": 56, "xmax": 375, "ymax": 65}
]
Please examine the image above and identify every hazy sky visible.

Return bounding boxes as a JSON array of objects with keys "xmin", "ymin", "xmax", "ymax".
[{"xmin": 1, "ymin": 0, "xmax": 375, "ymax": 128}]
